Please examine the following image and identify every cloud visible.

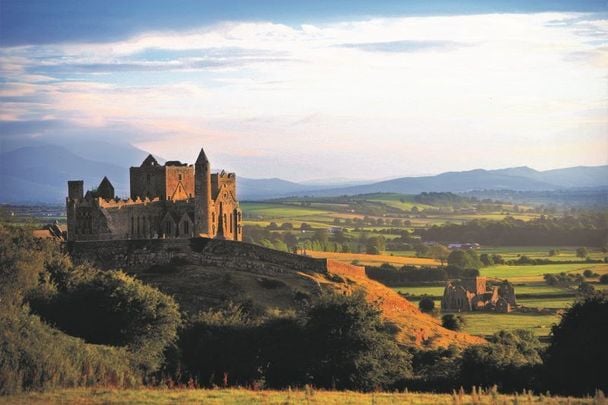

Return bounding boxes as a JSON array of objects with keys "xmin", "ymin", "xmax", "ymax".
[
  {"xmin": 338, "ymin": 39, "xmax": 466, "ymax": 53},
  {"xmin": 0, "ymin": 12, "xmax": 606, "ymax": 180}
]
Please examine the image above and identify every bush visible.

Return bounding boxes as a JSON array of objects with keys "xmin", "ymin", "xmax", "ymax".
[
  {"xmin": 418, "ymin": 297, "xmax": 435, "ymax": 313},
  {"xmin": 0, "ymin": 309, "xmax": 141, "ymax": 395},
  {"xmin": 582, "ymin": 269, "xmax": 596, "ymax": 278},
  {"xmin": 599, "ymin": 274, "xmax": 608, "ymax": 284},
  {"xmin": 442, "ymin": 314, "xmax": 464, "ymax": 331},
  {"xmin": 30, "ymin": 268, "xmax": 181, "ymax": 373}
]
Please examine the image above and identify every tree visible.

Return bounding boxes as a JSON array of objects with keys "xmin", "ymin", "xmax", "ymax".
[
  {"xmin": 479, "ymin": 253, "xmax": 494, "ymax": 267},
  {"xmin": 447, "ymin": 250, "xmax": 482, "ymax": 270},
  {"xmin": 267, "ymin": 222, "xmax": 279, "ymax": 230},
  {"xmin": 418, "ymin": 297, "xmax": 435, "ymax": 313},
  {"xmin": 304, "ymin": 292, "xmax": 412, "ymax": 391},
  {"xmin": 549, "ymin": 249, "xmax": 560, "ymax": 257},
  {"xmin": 600, "ymin": 274, "xmax": 608, "ymax": 284},
  {"xmin": 428, "ymin": 244, "xmax": 450, "ymax": 265},
  {"xmin": 441, "ymin": 314, "xmax": 464, "ymax": 331},
  {"xmin": 577, "ymin": 282, "xmax": 595, "ymax": 297},
  {"xmin": 460, "ymin": 330, "xmax": 543, "ymax": 392},
  {"xmin": 544, "ymin": 294, "xmax": 608, "ymax": 395},
  {"xmin": 576, "ymin": 247, "xmax": 589, "ymax": 259},
  {"xmin": 314, "ymin": 229, "xmax": 329, "ymax": 244}
]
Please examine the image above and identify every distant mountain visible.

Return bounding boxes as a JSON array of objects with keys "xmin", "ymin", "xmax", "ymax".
[
  {"xmin": 295, "ymin": 169, "xmax": 552, "ymax": 197},
  {"xmin": 0, "ymin": 145, "xmax": 132, "ymax": 203},
  {"xmin": 1, "ymin": 140, "xmax": 606, "ymax": 203},
  {"xmin": 490, "ymin": 166, "xmax": 608, "ymax": 188},
  {"xmin": 237, "ymin": 177, "xmax": 327, "ymax": 200}
]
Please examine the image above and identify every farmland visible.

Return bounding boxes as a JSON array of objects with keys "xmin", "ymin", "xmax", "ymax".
[{"xmin": 6, "ymin": 193, "xmax": 608, "ymax": 340}]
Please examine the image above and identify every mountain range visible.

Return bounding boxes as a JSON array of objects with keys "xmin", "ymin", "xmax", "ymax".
[{"xmin": 1, "ymin": 141, "xmax": 607, "ymax": 203}]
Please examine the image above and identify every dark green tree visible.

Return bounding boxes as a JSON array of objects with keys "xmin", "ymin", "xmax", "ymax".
[
  {"xmin": 543, "ymin": 294, "xmax": 608, "ymax": 395},
  {"xmin": 576, "ymin": 247, "xmax": 589, "ymax": 259},
  {"xmin": 304, "ymin": 292, "xmax": 412, "ymax": 391}
]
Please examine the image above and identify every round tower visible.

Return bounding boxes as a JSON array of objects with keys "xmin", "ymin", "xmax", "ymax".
[{"xmin": 194, "ymin": 148, "xmax": 213, "ymax": 237}]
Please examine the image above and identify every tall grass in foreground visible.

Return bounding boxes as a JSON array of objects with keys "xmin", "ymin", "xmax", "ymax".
[{"xmin": 3, "ymin": 387, "xmax": 607, "ymax": 405}]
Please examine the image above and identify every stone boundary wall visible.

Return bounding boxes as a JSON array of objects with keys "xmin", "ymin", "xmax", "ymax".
[
  {"xmin": 326, "ymin": 260, "xmax": 366, "ymax": 278},
  {"xmin": 66, "ymin": 238, "xmax": 329, "ymax": 274}
]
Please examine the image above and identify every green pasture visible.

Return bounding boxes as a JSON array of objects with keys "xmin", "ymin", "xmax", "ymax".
[
  {"xmin": 240, "ymin": 202, "xmax": 331, "ymax": 218},
  {"xmin": 517, "ymin": 297, "xmax": 574, "ymax": 309},
  {"xmin": 394, "ymin": 285, "xmax": 445, "ymax": 297},
  {"xmin": 480, "ymin": 263, "xmax": 607, "ymax": 282},
  {"xmin": 478, "ymin": 246, "xmax": 606, "ymax": 261},
  {"xmin": 458, "ymin": 312, "xmax": 560, "ymax": 337}
]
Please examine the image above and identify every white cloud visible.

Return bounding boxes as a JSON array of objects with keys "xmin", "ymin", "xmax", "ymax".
[{"xmin": 1, "ymin": 12, "xmax": 606, "ymax": 180}]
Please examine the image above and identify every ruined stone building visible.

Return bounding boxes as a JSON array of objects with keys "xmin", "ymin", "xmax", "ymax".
[
  {"xmin": 441, "ymin": 277, "xmax": 516, "ymax": 313},
  {"xmin": 66, "ymin": 148, "xmax": 242, "ymax": 242}
]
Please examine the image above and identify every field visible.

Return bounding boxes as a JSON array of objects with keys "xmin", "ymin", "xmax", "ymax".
[
  {"xmin": 2, "ymin": 388, "xmax": 598, "ymax": 404},
  {"xmin": 456, "ymin": 312, "xmax": 561, "ymax": 337},
  {"xmin": 394, "ymin": 262, "xmax": 608, "ymax": 337},
  {"xmin": 306, "ymin": 250, "xmax": 439, "ymax": 267}
]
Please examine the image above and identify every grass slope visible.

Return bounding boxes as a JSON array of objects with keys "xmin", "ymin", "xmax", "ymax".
[
  {"xmin": 3, "ymin": 388, "xmax": 598, "ymax": 404},
  {"xmin": 133, "ymin": 247, "xmax": 481, "ymax": 348}
]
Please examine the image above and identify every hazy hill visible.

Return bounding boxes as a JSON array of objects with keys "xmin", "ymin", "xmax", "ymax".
[
  {"xmin": 1, "ymin": 140, "xmax": 606, "ymax": 203},
  {"xmin": 295, "ymin": 166, "xmax": 608, "ymax": 198}
]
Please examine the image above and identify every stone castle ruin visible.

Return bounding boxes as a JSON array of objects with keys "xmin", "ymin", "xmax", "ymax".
[
  {"xmin": 66, "ymin": 148, "xmax": 242, "ymax": 242},
  {"xmin": 441, "ymin": 277, "xmax": 516, "ymax": 313}
]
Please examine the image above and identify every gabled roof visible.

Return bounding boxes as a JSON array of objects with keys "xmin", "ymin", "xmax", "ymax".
[
  {"xmin": 98, "ymin": 176, "xmax": 113, "ymax": 189},
  {"xmin": 141, "ymin": 154, "xmax": 160, "ymax": 167}
]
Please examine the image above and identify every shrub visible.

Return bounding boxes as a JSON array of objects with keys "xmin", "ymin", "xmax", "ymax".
[
  {"xmin": 599, "ymin": 274, "xmax": 608, "ymax": 284},
  {"xmin": 418, "ymin": 297, "xmax": 435, "ymax": 313},
  {"xmin": 442, "ymin": 314, "xmax": 464, "ymax": 331}
]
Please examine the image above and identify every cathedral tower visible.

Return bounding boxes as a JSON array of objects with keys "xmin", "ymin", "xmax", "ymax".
[{"xmin": 194, "ymin": 148, "xmax": 213, "ymax": 237}]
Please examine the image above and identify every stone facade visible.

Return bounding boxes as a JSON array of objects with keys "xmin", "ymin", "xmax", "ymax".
[
  {"xmin": 441, "ymin": 277, "xmax": 516, "ymax": 313},
  {"xmin": 66, "ymin": 148, "xmax": 242, "ymax": 242}
]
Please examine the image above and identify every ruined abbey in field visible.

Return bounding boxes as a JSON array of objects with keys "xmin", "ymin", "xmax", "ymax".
[{"xmin": 66, "ymin": 148, "xmax": 243, "ymax": 241}]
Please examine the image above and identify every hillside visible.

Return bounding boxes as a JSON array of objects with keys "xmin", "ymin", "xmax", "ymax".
[{"xmin": 67, "ymin": 238, "xmax": 484, "ymax": 348}]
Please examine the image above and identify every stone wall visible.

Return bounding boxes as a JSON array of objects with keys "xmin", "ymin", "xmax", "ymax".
[{"xmin": 67, "ymin": 238, "xmax": 329, "ymax": 274}]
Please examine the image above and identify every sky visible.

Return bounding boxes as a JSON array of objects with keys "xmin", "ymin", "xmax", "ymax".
[{"xmin": 1, "ymin": 0, "xmax": 607, "ymax": 181}]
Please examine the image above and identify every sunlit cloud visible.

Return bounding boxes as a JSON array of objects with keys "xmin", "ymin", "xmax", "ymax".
[{"xmin": 0, "ymin": 12, "xmax": 606, "ymax": 180}]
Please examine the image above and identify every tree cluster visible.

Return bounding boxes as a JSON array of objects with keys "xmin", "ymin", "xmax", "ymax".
[{"xmin": 420, "ymin": 213, "xmax": 608, "ymax": 247}]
